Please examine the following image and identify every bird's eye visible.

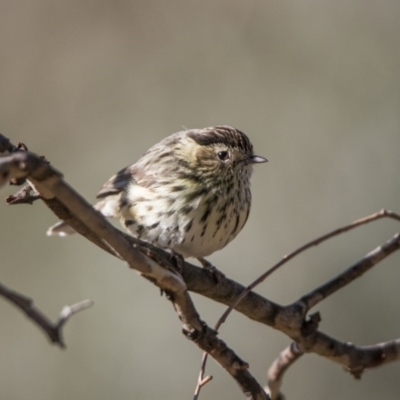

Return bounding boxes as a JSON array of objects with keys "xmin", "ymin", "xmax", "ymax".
[{"xmin": 217, "ymin": 150, "xmax": 229, "ymax": 161}]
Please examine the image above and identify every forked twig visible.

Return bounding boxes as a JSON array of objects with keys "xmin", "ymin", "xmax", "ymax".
[
  {"xmin": 0, "ymin": 281, "xmax": 92, "ymax": 347},
  {"xmin": 266, "ymin": 342, "xmax": 304, "ymax": 400},
  {"xmin": 2, "ymin": 132, "xmax": 400, "ymax": 400},
  {"xmin": 6, "ymin": 184, "xmax": 40, "ymax": 205},
  {"xmin": 219, "ymin": 209, "xmax": 400, "ymax": 327},
  {"xmin": 194, "ymin": 209, "xmax": 400, "ymax": 398},
  {"xmin": 193, "ymin": 352, "xmax": 213, "ymax": 400},
  {"xmin": 1, "ymin": 133, "xmax": 270, "ymax": 400}
]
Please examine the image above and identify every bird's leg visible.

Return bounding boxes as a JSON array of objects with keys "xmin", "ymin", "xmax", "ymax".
[
  {"xmin": 172, "ymin": 250, "xmax": 185, "ymax": 275},
  {"xmin": 197, "ymin": 257, "xmax": 226, "ymax": 283},
  {"xmin": 164, "ymin": 248, "xmax": 185, "ymax": 275}
]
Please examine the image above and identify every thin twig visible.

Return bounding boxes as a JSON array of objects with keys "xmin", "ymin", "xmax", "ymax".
[
  {"xmin": 193, "ymin": 352, "xmax": 212, "ymax": 400},
  {"xmin": 298, "ymin": 231, "xmax": 400, "ymax": 310},
  {"xmin": 266, "ymin": 342, "xmax": 304, "ymax": 400},
  {"xmin": 194, "ymin": 210, "xmax": 400, "ymax": 397},
  {"xmin": 0, "ymin": 281, "xmax": 92, "ymax": 347},
  {"xmin": 218, "ymin": 209, "xmax": 400, "ymax": 329},
  {"xmin": 3, "ymin": 133, "xmax": 400, "ymax": 399},
  {"xmin": 0, "ymin": 134, "xmax": 270, "ymax": 400},
  {"xmin": 6, "ymin": 184, "xmax": 40, "ymax": 204}
]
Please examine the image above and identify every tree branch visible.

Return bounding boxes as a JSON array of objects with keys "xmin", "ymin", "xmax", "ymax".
[
  {"xmin": 5, "ymin": 184, "xmax": 41, "ymax": 205},
  {"xmin": 0, "ymin": 133, "xmax": 269, "ymax": 399},
  {"xmin": 2, "ymin": 132, "xmax": 400, "ymax": 399},
  {"xmin": 0, "ymin": 281, "xmax": 92, "ymax": 348},
  {"xmin": 266, "ymin": 342, "xmax": 304, "ymax": 400},
  {"xmin": 298, "ymin": 232, "xmax": 400, "ymax": 310}
]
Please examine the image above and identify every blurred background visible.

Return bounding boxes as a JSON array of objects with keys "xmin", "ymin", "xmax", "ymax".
[{"xmin": 1, "ymin": 1, "xmax": 400, "ymax": 399}]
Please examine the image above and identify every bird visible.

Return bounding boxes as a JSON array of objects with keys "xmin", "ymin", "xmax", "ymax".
[{"xmin": 47, "ymin": 126, "xmax": 267, "ymax": 272}]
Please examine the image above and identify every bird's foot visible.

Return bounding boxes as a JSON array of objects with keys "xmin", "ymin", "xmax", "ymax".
[
  {"xmin": 197, "ymin": 257, "xmax": 225, "ymax": 283},
  {"xmin": 165, "ymin": 248, "xmax": 185, "ymax": 275}
]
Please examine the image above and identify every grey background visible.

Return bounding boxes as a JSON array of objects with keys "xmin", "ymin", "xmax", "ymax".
[{"xmin": 1, "ymin": 1, "xmax": 400, "ymax": 399}]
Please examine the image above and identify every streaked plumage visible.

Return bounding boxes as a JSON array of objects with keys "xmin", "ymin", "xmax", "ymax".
[{"xmin": 48, "ymin": 126, "xmax": 267, "ymax": 261}]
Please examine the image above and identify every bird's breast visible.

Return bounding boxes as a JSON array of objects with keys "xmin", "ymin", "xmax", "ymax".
[{"xmin": 119, "ymin": 178, "xmax": 251, "ymax": 258}]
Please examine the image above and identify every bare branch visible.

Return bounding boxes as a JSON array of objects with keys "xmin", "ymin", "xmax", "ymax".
[
  {"xmin": 266, "ymin": 342, "xmax": 304, "ymax": 400},
  {"xmin": 263, "ymin": 231, "xmax": 400, "ymax": 395},
  {"xmin": 56, "ymin": 300, "xmax": 94, "ymax": 332},
  {"xmin": 215, "ymin": 210, "xmax": 400, "ymax": 335},
  {"xmin": 0, "ymin": 134, "xmax": 269, "ymax": 400},
  {"xmin": 298, "ymin": 232, "xmax": 400, "ymax": 310},
  {"xmin": 6, "ymin": 184, "xmax": 40, "ymax": 205},
  {"xmin": 194, "ymin": 370, "xmax": 213, "ymax": 398},
  {"xmin": 2, "ymin": 132, "xmax": 400, "ymax": 398},
  {"xmin": 193, "ymin": 352, "xmax": 213, "ymax": 400},
  {"xmin": 182, "ymin": 317, "xmax": 269, "ymax": 400},
  {"xmin": 195, "ymin": 212, "xmax": 400, "ymax": 391},
  {"xmin": 0, "ymin": 134, "xmax": 17, "ymax": 154},
  {"xmin": 0, "ymin": 281, "xmax": 92, "ymax": 347}
]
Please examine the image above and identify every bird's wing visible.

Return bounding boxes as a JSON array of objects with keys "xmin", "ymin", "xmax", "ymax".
[
  {"xmin": 96, "ymin": 131, "xmax": 186, "ymax": 199},
  {"xmin": 96, "ymin": 165, "xmax": 136, "ymax": 199}
]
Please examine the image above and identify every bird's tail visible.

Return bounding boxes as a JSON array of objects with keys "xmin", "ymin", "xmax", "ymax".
[
  {"xmin": 47, "ymin": 220, "xmax": 77, "ymax": 236},
  {"xmin": 46, "ymin": 195, "xmax": 121, "ymax": 237}
]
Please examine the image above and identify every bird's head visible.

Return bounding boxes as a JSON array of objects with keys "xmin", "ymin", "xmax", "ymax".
[{"xmin": 181, "ymin": 126, "xmax": 267, "ymax": 179}]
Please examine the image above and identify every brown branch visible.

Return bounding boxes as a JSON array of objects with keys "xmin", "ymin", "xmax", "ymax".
[
  {"xmin": 0, "ymin": 281, "xmax": 92, "ymax": 347},
  {"xmin": 194, "ymin": 367, "xmax": 213, "ymax": 400},
  {"xmin": 182, "ymin": 319, "xmax": 268, "ymax": 400},
  {"xmin": 182, "ymin": 233, "xmax": 400, "ymax": 360},
  {"xmin": 258, "ymin": 233, "xmax": 400, "ymax": 392},
  {"xmin": 193, "ymin": 352, "xmax": 213, "ymax": 400},
  {"xmin": 0, "ymin": 134, "xmax": 269, "ymax": 400},
  {"xmin": 5, "ymin": 184, "xmax": 40, "ymax": 205},
  {"xmin": 2, "ymin": 132, "xmax": 400, "ymax": 398},
  {"xmin": 195, "ymin": 211, "xmax": 400, "ymax": 393},
  {"xmin": 215, "ymin": 210, "xmax": 400, "ymax": 334},
  {"xmin": 298, "ymin": 232, "xmax": 400, "ymax": 310},
  {"xmin": 0, "ymin": 134, "xmax": 20, "ymax": 154},
  {"xmin": 266, "ymin": 342, "xmax": 304, "ymax": 400}
]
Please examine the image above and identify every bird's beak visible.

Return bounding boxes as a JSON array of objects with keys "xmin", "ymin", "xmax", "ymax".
[{"xmin": 248, "ymin": 155, "xmax": 268, "ymax": 164}]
